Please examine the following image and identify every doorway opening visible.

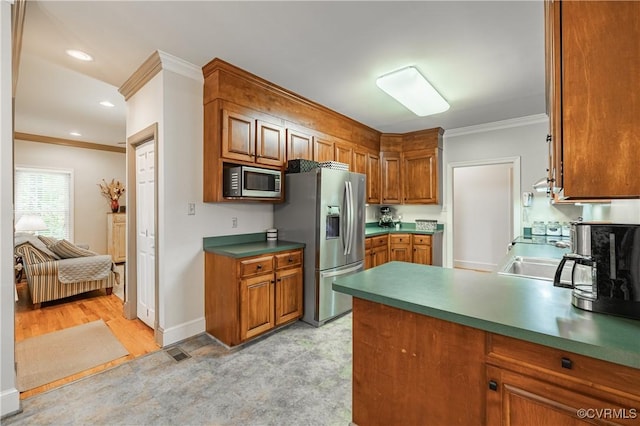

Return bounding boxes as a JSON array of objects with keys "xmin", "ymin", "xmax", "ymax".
[
  {"xmin": 446, "ymin": 157, "xmax": 521, "ymax": 271},
  {"xmin": 124, "ymin": 123, "xmax": 161, "ymax": 346}
]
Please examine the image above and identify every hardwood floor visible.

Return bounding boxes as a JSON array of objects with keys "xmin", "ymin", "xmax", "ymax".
[{"xmin": 14, "ymin": 281, "xmax": 160, "ymax": 399}]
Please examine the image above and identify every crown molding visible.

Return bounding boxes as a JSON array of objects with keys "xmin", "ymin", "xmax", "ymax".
[
  {"xmin": 11, "ymin": 0, "xmax": 26, "ymax": 95},
  {"xmin": 14, "ymin": 132, "xmax": 125, "ymax": 153},
  {"xmin": 445, "ymin": 113, "xmax": 548, "ymax": 137},
  {"xmin": 118, "ymin": 51, "xmax": 162, "ymax": 101},
  {"xmin": 119, "ymin": 50, "xmax": 202, "ymax": 101},
  {"xmin": 157, "ymin": 50, "xmax": 203, "ymax": 83}
]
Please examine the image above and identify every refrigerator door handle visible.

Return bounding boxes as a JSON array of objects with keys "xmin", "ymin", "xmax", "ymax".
[
  {"xmin": 341, "ymin": 181, "xmax": 348, "ymax": 254},
  {"xmin": 345, "ymin": 181, "xmax": 354, "ymax": 255},
  {"xmin": 319, "ymin": 261, "xmax": 363, "ymax": 279}
]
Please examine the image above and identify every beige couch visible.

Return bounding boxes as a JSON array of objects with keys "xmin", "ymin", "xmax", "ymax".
[{"xmin": 15, "ymin": 235, "xmax": 117, "ymax": 308}]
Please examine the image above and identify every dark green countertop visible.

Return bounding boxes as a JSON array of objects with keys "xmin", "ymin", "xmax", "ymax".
[
  {"xmin": 365, "ymin": 222, "xmax": 444, "ymax": 237},
  {"xmin": 333, "ymin": 261, "xmax": 640, "ymax": 369},
  {"xmin": 203, "ymin": 232, "xmax": 305, "ymax": 258}
]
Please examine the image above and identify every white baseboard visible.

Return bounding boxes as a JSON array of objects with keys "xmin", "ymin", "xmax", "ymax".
[
  {"xmin": 157, "ymin": 317, "xmax": 206, "ymax": 347},
  {"xmin": 454, "ymin": 260, "xmax": 496, "ymax": 272},
  {"xmin": 1, "ymin": 388, "xmax": 21, "ymax": 418}
]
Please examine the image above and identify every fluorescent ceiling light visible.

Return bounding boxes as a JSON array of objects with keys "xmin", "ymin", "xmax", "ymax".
[
  {"xmin": 69, "ymin": 131, "xmax": 82, "ymax": 137},
  {"xmin": 66, "ymin": 49, "xmax": 93, "ymax": 61},
  {"xmin": 100, "ymin": 101, "xmax": 115, "ymax": 108},
  {"xmin": 376, "ymin": 66, "xmax": 449, "ymax": 116}
]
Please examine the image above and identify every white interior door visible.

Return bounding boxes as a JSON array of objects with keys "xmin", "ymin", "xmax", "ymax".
[
  {"xmin": 135, "ymin": 140, "xmax": 155, "ymax": 328},
  {"xmin": 453, "ymin": 163, "xmax": 513, "ymax": 272}
]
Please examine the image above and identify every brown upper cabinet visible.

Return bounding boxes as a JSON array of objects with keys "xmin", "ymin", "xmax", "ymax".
[
  {"xmin": 313, "ymin": 136, "xmax": 334, "ymax": 163},
  {"xmin": 380, "ymin": 128, "xmax": 443, "ymax": 205},
  {"xmin": 286, "ymin": 127, "xmax": 313, "ymax": 161},
  {"xmin": 545, "ymin": 0, "xmax": 640, "ymax": 199},
  {"xmin": 221, "ymin": 103, "xmax": 285, "ymax": 168},
  {"xmin": 202, "ymin": 58, "xmax": 443, "ymax": 203}
]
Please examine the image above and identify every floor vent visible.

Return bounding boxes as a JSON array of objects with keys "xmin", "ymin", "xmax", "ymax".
[{"xmin": 165, "ymin": 346, "xmax": 191, "ymax": 362}]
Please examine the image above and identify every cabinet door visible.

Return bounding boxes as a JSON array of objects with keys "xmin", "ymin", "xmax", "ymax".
[
  {"xmin": 364, "ymin": 248, "xmax": 373, "ymax": 270},
  {"xmin": 380, "ymin": 151, "xmax": 401, "ymax": 204},
  {"xmin": 113, "ymin": 220, "xmax": 126, "ymax": 262},
  {"xmin": 389, "ymin": 234, "xmax": 411, "ymax": 262},
  {"xmin": 372, "ymin": 245, "xmax": 389, "ymax": 267},
  {"xmin": 256, "ymin": 119, "xmax": 285, "ymax": 167},
  {"xmin": 352, "ymin": 148, "xmax": 367, "ymax": 175},
  {"xmin": 286, "ymin": 128, "xmax": 313, "ymax": 161},
  {"xmin": 545, "ymin": 0, "xmax": 562, "ymax": 193},
  {"xmin": 559, "ymin": 1, "xmax": 640, "ymax": 197},
  {"xmin": 221, "ymin": 108, "xmax": 255, "ymax": 163},
  {"xmin": 486, "ymin": 365, "xmax": 636, "ymax": 426},
  {"xmin": 313, "ymin": 136, "xmax": 334, "ymax": 162},
  {"xmin": 240, "ymin": 273, "xmax": 275, "ymax": 341},
  {"xmin": 334, "ymin": 141, "xmax": 353, "ymax": 168},
  {"xmin": 412, "ymin": 244, "xmax": 431, "ymax": 266},
  {"xmin": 412, "ymin": 234, "xmax": 432, "ymax": 265},
  {"xmin": 367, "ymin": 152, "xmax": 381, "ymax": 204},
  {"xmin": 403, "ymin": 149, "xmax": 438, "ymax": 204},
  {"xmin": 275, "ymin": 266, "xmax": 303, "ymax": 325}
]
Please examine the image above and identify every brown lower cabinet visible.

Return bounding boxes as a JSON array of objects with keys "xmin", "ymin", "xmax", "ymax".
[
  {"xmin": 205, "ymin": 248, "xmax": 303, "ymax": 346},
  {"xmin": 366, "ymin": 233, "xmax": 437, "ymax": 268},
  {"xmin": 365, "ymin": 235, "xmax": 389, "ymax": 270},
  {"xmin": 352, "ymin": 298, "xmax": 640, "ymax": 425}
]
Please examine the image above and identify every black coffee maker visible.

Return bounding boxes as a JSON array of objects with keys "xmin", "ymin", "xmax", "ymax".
[
  {"xmin": 553, "ymin": 222, "xmax": 640, "ymax": 319},
  {"xmin": 378, "ymin": 206, "xmax": 394, "ymax": 228}
]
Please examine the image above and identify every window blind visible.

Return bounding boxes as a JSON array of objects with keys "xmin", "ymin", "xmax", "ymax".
[{"xmin": 15, "ymin": 167, "xmax": 73, "ymax": 240}]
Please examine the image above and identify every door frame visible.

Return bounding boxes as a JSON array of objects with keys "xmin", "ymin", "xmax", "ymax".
[
  {"xmin": 124, "ymin": 123, "xmax": 160, "ymax": 345},
  {"xmin": 445, "ymin": 156, "xmax": 521, "ymax": 269}
]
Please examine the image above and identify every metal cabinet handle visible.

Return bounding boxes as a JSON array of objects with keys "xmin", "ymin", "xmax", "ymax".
[
  {"xmin": 256, "ymin": 265, "xmax": 262, "ymax": 270},
  {"xmin": 488, "ymin": 380, "xmax": 498, "ymax": 391},
  {"xmin": 561, "ymin": 357, "xmax": 573, "ymax": 369}
]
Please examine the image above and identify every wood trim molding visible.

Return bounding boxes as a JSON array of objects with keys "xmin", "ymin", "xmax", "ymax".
[
  {"xmin": 119, "ymin": 51, "xmax": 162, "ymax": 101},
  {"xmin": 14, "ymin": 132, "xmax": 126, "ymax": 153},
  {"xmin": 11, "ymin": 0, "xmax": 27, "ymax": 95},
  {"xmin": 203, "ymin": 58, "xmax": 380, "ymax": 135}
]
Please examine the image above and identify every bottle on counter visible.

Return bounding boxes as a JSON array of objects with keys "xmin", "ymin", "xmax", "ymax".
[
  {"xmin": 546, "ymin": 221, "xmax": 561, "ymax": 236},
  {"xmin": 532, "ymin": 221, "xmax": 546, "ymax": 236}
]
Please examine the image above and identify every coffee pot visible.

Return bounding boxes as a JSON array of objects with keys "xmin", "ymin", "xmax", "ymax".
[{"xmin": 553, "ymin": 222, "xmax": 640, "ymax": 319}]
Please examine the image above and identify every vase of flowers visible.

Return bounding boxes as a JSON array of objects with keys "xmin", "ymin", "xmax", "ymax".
[{"xmin": 99, "ymin": 178, "xmax": 126, "ymax": 213}]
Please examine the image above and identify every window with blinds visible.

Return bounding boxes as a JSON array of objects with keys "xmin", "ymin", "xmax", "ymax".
[{"xmin": 15, "ymin": 167, "xmax": 73, "ymax": 240}]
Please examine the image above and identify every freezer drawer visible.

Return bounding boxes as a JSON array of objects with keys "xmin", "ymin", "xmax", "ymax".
[{"xmin": 311, "ymin": 261, "xmax": 363, "ymax": 326}]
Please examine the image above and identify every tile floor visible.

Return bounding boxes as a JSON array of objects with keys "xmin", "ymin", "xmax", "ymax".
[{"xmin": 4, "ymin": 313, "xmax": 353, "ymax": 425}]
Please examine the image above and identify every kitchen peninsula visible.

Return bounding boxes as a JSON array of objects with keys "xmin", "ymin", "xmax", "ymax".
[{"xmin": 334, "ymin": 261, "xmax": 640, "ymax": 425}]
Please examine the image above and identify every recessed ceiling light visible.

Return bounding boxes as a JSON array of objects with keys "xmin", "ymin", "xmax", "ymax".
[
  {"xmin": 69, "ymin": 131, "xmax": 82, "ymax": 137},
  {"xmin": 376, "ymin": 66, "xmax": 449, "ymax": 116},
  {"xmin": 100, "ymin": 101, "xmax": 115, "ymax": 108},
  {"xmin": 65, "ymin": 49, "xmax": 93, "ymax": 62}
]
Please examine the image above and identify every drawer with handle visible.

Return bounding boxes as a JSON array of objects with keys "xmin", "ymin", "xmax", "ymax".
[
  {"xmin": 240, "ymin": 256, "xmax": 274, "ymax": 277},
  {"xmin": 275, "ymin": 251, "xmax": 302, "ymax": 269}
]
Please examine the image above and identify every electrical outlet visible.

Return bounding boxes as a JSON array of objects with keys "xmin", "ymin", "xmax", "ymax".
[
  {"xmin": 187, "ymin": 203, "xmax": 196, "ymax": 215},
  {"xmin": 232, "ymin": 217, "xmax": 238, "ymax": 228}
]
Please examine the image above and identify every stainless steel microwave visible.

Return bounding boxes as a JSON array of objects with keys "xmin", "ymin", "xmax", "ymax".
[{"xmin": 223, "ymin": 165, "xmax": 282, "ymax": 198}]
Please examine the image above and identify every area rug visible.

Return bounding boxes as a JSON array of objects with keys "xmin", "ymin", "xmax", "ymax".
[{"xmin": 15, "ymin": 320, "xmax": 129, "ymax": 391}]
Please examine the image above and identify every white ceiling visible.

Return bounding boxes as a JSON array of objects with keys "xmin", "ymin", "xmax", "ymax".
[{"xmin": 14, "ymin": 1, "xmax": 546, "ymax": 146}]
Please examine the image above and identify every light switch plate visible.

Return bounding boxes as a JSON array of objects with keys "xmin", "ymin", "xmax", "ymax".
[{"xmin": 188, "ymin": 203, "xmax": 196, "ymax": 215}]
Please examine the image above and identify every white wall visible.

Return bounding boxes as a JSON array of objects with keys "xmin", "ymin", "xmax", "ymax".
[
  {"xmin": 14, "ymin": 140, "xmax": 125, "ymax": 253},
  {"xmin": 1, "ymin": 0, "xmax": 20, "ymax": 417},
  {"xmin": 125, "ymin": 52, "xmax": 272, "ymax": 346}
]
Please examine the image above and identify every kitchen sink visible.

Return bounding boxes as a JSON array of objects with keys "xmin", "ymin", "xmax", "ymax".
[{"xmin": 498, "ymin": 256, "xmax": 572, "ymax": 284}]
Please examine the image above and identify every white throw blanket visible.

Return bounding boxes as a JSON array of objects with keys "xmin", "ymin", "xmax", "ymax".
[{"xmin": 57, "ymin": 255, "xmax": 115, "ymax": 284}]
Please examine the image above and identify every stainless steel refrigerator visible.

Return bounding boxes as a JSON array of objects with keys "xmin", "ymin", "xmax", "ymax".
[{"xmin": 274, "ymin": 168, "xmax": 365, "ymax": 326}]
